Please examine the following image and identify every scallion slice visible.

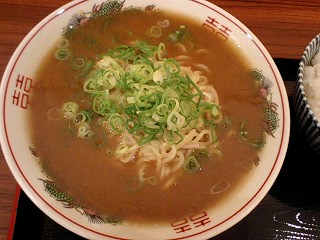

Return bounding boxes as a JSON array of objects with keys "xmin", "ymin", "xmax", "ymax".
[{"xmin": 183, "ymin": 155, "xmax": 200, "ymax": 174}]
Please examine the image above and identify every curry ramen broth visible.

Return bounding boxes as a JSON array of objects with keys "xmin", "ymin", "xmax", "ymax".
[{"xmin": 29, "ymin": 10, "xmax": 266, "ymax": 223}]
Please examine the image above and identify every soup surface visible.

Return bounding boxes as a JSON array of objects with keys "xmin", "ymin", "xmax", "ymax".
[{"xmin": 29, "ymin": 9, "xmax": 266, "ymax": 224}]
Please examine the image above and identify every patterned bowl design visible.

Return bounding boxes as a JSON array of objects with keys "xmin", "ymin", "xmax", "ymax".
[{"xmin": 294, "ymin": 34, "xmax": 320, "ymax": 153}]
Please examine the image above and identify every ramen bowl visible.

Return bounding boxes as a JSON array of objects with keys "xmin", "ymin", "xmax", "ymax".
[
  {"xmin": 0, "ymin": 0, "xmax": 290, "ymax": 239},
  {"xmin": 294, "ymin": 33, "xmax": 320, "ymax": 154}
]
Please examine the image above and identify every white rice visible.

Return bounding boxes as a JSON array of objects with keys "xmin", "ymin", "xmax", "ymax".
[{"xmin": 303, "ymin": 51, "xmax": 320, "ymax": 119}]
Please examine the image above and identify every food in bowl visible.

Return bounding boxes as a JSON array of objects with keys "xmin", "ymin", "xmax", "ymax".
[
  {"xmin": 294, "ymin": 33, "xmax": 320, "ymax": 154},
  {"xmin": 30, "ymin": 7, "xmax": 271, "ymax": 224},
  {"xmin": 301, "ymin": 51, "xmax": 320, "ymax": 120},
  {"xmin": 0, "ymin": 0, "xmax": 290, "ymax": 239}
]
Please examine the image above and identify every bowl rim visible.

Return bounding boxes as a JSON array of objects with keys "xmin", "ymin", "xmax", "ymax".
[{"xmin": 0, "ymin": 0, "xmax": 291, "ymax": 239}]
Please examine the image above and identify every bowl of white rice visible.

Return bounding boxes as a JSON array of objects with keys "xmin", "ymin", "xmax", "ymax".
[{"xmin": 294, "ymin": 33, "xmax": 320, "ymax": 153}]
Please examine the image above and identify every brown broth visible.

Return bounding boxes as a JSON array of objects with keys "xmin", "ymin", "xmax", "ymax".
[{"xmin": 29, "ymin": 10, "xmax": 266, "ymax": 224}]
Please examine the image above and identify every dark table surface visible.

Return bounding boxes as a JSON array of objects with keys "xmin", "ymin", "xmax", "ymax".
[{"xmin": 1, "ymin": 0, "xmax": 320, "ymax": 239}]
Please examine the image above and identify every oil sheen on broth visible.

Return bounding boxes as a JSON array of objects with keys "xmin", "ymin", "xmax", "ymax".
[{"xmin": 29, "ymin": 10, "xmax": 266, "ymax": 224}]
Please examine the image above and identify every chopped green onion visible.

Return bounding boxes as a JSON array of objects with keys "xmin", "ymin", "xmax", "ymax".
[
  {"xmin": 79, "ymin": 60, "xmax": 94, "ymax": 77},
  {"xmin": 74, "ymin": 110, "xmax": 93, "ymax": 124},
  {"xmin": 72, "ymin": 57, "xmax": 86, "ymax": 70},
  {"xmin": 56, "ymin": 38, "xmax": 70, "ymax": 48},
  {"xmin": 54, "ymin": 48, "xmax": 71, "ymax": 61},
  {"xmin": 78, "ymin": 122, "xmax": 94, "ymax": 138},
  {"xmin": 185, "ymin": 74, "xmax": 203, "ymax": 107},
  {"xmin": 164, "ymin": 58, "xmax": 180, "ymax": 76},
  {"xmin": 125, "ymin": 119, "xmax": 140, "ymax": 134},
  {"xmin": 116, "ymin": 145, "xmax": 129, "ymax": 155},
  {"xmin": 167, "ymin": 111, "xmax": 185, "ymax": 132},
  {"xmin": 239, "ymin": 119, "xmax": 266, "ymax": 149},
  {"xmin": 108, "ymin": 113, "xmax": 125, "ymax": 133},
  {"xmin": 139, "ymin": 134, "xmax": 154, "ymax": 146},
  {"xmin": 63, "ymin": 102, "xmax": 78, "ymax": 119},
  {"xmin": 92, "ymin": 95, "xmax": 120, "ymax": 117},
  {"xmin": 150, "ymin": 25, "xmax": 162, "ymax": 37},
  {"xmin": 76, "ymin": 42, "xmax": 219, "ymax": 145},
  {"xmin": 168, "ymin": 130, "xmax": 183, "ymax": 145},
  {"xmin": 183, "ymin": 155, "xmax": 200, "ymax": 174},
  {"xmin": 211, "ymin": 105, "xmax": 219, "ymax": 117},
  {"xmin": 168, "ymin": 25, "xmax": 187, "ymax": 42},
  {"xmin": 211, "ymin": 124, "xmax": 218, "ymax": 143},
  {"xmin": 157, "ymin": 43, "xmax": 166, "ymax": 60}
]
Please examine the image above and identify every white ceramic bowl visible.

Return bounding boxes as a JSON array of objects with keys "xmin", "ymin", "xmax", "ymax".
[
  {"xmin": 294, "ymin": 33, "xmax": 320, "ymax": 154},
  {"xmin": 0, "ymin": 0, "xmax": 290, "ymax": 239}
]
